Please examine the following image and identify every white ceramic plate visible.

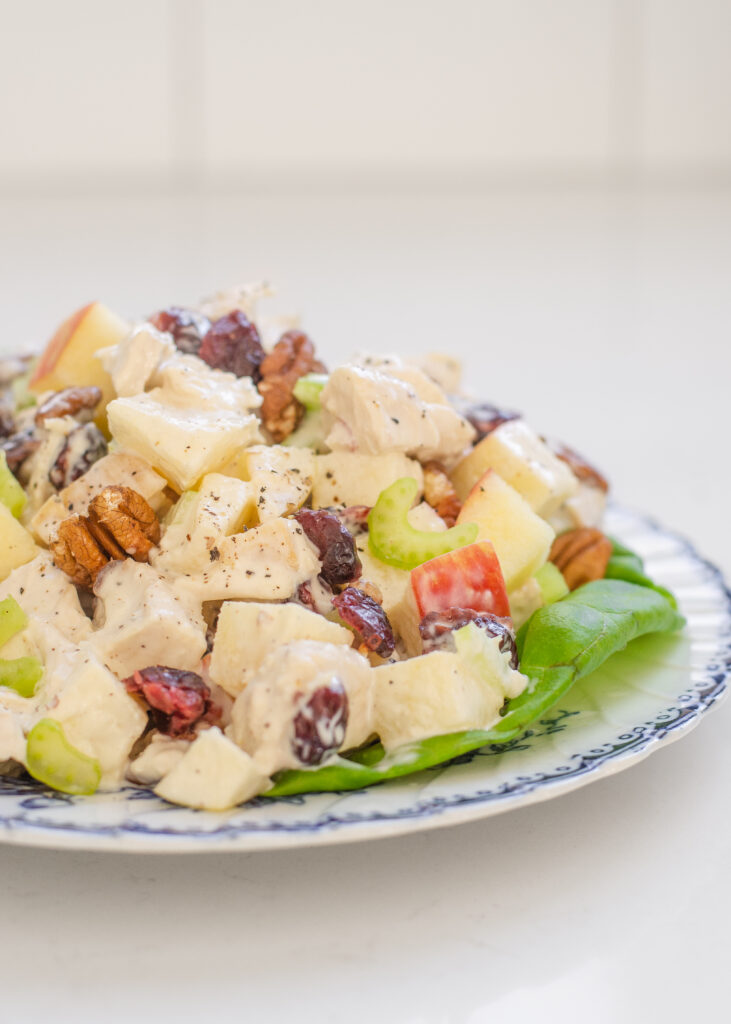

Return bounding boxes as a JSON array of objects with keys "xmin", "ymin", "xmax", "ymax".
[{"xmin": 0, "ymin": 506, "xmax": 727, "ymax": 852}]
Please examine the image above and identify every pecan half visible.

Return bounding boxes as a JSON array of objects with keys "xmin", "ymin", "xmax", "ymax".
[
  {"xmin": 549, "ymin": 528, "xmax": 612, "ymax": 590},
  {"xmin": 258, "ymin": 330, "xmax": 325, "ymax": 442},
  {"xmin": 551, "ymin": 442, "xmax": 609, "ymax": 493},
  {"xmin": 423, "ymin": 461, "xmax": 462, "ymax": 526},
  {"xmin": 35, "ymin": 386, "xmax": 102, "ymax": 424},
  {"xmin": 88, "ymin": 486, "xmax": 161, "ymax": 562},
  {"xmin": 49, "ymin": 486, "xmax": 160, "ymax": 586},
  {"xmin": 50, "ymin": 516, "xmax": 110, "ymax": 588}
]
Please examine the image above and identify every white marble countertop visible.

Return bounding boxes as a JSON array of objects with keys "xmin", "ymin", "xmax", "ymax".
[{"xmin": 0, "ymin": 186, "xmax": 728, "ymax": 1023}]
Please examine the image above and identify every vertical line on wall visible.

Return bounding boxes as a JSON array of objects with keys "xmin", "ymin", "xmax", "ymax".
[{"xmin": 169, "ymin": 0, "xmax": 206, "ymax": 189}]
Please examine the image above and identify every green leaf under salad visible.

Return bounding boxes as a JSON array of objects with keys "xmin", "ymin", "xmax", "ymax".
[{"xmin": 267, "ymin": 559, "xmax": 684, "ymax": 798}]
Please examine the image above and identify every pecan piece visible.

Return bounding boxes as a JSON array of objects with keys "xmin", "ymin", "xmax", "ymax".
[
  {"xmin": 49, "ymin": 486, "xmax": 161, "ymax": 586},
  {"xmin": 423, "ymin": 461, "xmax": 462, "ymax": 526},
  {"xmin": 0, "ymin": 429, "xmax": 40, "ymax": 473},
  {"xmin": 35, "ymin": 386, "xmax": 102, "ymax": 424},
  {"xmin": 258, "ymin": 330, "xmax": 324, "ymax": 442},
  {"xmin": 551, "ymin": 442, "xmax": 609, "ymax": 493},
  {"xmin": 49, "ymin": 516, "xmax": 110, "ymax": 588},
  {"xmin": 88, "ymin": 485, "xmax": 161, "ymax": 562},
  {"xmin": 549, "ymin": 528, "xmax": 612, "ymax": 590}
]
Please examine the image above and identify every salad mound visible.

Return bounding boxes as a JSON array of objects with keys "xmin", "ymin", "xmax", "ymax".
[{"xmin": 0, "ymin": 285, "xmax": 683, "ymax": 811}]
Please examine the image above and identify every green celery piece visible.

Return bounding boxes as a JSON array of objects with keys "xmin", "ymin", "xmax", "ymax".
[
  {"xmin": 283, "ymin": 410, "xmax": 327, "ymax": 450},
  {"xmin": 0, "ymin": 656, "xmax": 43, "ymax": 697},
  {"xmin": 267, "ymin": 578, "xmax": 683, "ymax": 797},
  {"xmin": 292, "ymin": 373, "xmax": 328, "ymax": 412},
  {"xmin": 10, "ymin": 367, "xmax": 37, "ymax": 411},
  {"xmin": 0, "ymin": 596, "xmax": 27, "ymax": 648},
  {"xmin": 163, "ymin": 489, "xmax": 199, "ymax": 528},
  {"xmin": 368, "ymin": 477, "xmax": 479, "ymax": 570},
  {"xmin": 0, "ymin": 452, "xmax": 27, "ymax": 518},
  {"xmin": 26, "ymin": 719, "xmax": 101, "ymax": 796},
  {"xmin": 605, "ymin": 537, "xmax": 677, "ymax": 608},
  {"xmin": 534, "ymin": 562, "xmax": 569, "ymax": 605}
]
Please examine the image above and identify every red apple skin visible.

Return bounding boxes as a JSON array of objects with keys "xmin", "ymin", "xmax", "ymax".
[
  {"xmin": 410, "ymin": 541, "xmax": 510, "ymax": 620},
  {"xmin": 31, "ymin": 303, "xmax": 93, "ymax": 383}
]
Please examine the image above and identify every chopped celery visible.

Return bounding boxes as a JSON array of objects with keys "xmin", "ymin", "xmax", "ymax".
[
  {"xmin": 0, "ymin": 596, "xmax": 27, "ymax": 648},
  {"xmin": 26, "ymin": 719, "xmax": 101, "ymax": 796},
  {"xmin": 0, "ymin": 452, "xmax": 27, "ymax": 518},
  {"xmin": 368, "ymin": 477, "xmax": 479, "ymax": 570},
  {"xmin": 163, "ymin": 489, "xmax": 199, "ymax": 528},
  {"xmin": 283, "ymin": 410, "xmax": 327, "ymax": 450},
  {"xmin": 535, "ymin": 562, "xmax": 569, "ymax": 605},
  {"xmin": 10, "ymin": 366, "xmax": 37, "ymax": 411},
  {"xmin": 0, "ymin": 656, "xmax": 43, "ymax": 697},
  {"xmin": 293, "ymin": 373, "xmax": 328, "ymax": 411}
]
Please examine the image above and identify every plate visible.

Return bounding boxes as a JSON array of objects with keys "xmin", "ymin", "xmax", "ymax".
[{"xmin": 0, "ymin": 506, "xmax": 728, "ymax": 852}]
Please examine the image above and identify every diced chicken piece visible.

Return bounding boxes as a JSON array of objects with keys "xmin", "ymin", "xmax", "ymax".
[
  {"xmin": 152, "ymin": 354, "xmax": 262, "ymax": 414},
  {"xmin": 31, "ymin": 452, "xmax": 168, "ymax": 545},
  {"xmin": 152, "ymin": 474, "xmax": 256, "ymax": 574},
  {"xmin": 321, "ymin": 365, "xmax": 474, "ymax": 464},
  {"xmin": 244, "ymin": 445, "xmax": 315, "ymax": 521},
  {"xmin": 0, "ymin": 555, "xmax": 92, "ymax": 643},
  {"xmin": 155, "ymin": 727, "xmax": 269, "ymax": 810},
  {"xmin": 89, "ymin": 560, "xmax": 207, "ymax": 678},
  {"xmin": 209, "ymin": 601, "xmax": 354, "ymax": 698},
  {"xmin": 179, "ymin": 518, "xmax": 321, "ymax": 602},
  {"xmin": 39, "ymin": 652, "xmax": 148, "ymax": 787},
  {"xmin": 96, "ymin": 323, "xmax": 175, "ymax": 398},
  {"xmin": 231, "ymin": 640, "xmax": 374, "ymax": 774},
  {"xmin": 311, "ymin": 451, "xmax": 424, "ymax": 508}
]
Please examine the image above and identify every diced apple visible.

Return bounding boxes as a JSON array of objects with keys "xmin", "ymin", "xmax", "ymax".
[
  {"xmin": 390, "ymin": 541, "xmax": 510, "ymax": 657},
  {"xmin": 456, "ymin": 470, "xmax": 555, "ymax": 591},
  {"xmin": 107, "ymin": 393, "xmax": 260, "ymax": 492},
  {"xmin": 41, "ymin": 654, "xmax": 148, "ymax": 787},
  {"xmin": 31, "ymin": 452, "xmax": 168, "ymax": 545},
  {"xmin": 152, "ymin": 474, "xmax": 256, "ymax": 574},
  {"xmin": 0, "ymin": 505, "xmax": 39, "ymax": 581},
  {"xmin": 209, "ymin": 601, "xmax": 353, "ymax": 698},
  {"xmin": 373, "ymin": 650, "xmax": 503, "ymax": 750},
  {"xmin": 244, "ymin": 445, "xmax": 315, "ymax": 521},
  {"xmin": 155, "ymin": 727, "xmax": 269, "ymax": 811},
  {"xmin": 30, "ymin": 302, "xmax": 130, "ymax": 419},
  {"xmin": 451, "ymin": 419, "xmax": 578, "ymax": 516},
  {"xmin": 311, "ymin": 452, "xmax": 424, "ymax": 508}
]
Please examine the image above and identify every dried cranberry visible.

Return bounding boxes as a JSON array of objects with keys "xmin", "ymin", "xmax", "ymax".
[
  {"xmin": 332, "ymin": 587, "xmax": 395, "ymax": 658},
  {"xmin": 198, "ymin": 311, "xmax": 265, "ymax": 381},
  {"xmin": 49, "ymin": 423, "xmax": 107, "ymax": 490},
  {"xmin": 294, "ymin": 509, "xmax": 362, "ymax": 589},
  {"xmin": 456, "ymin": 401, "xmax": 520, "ymax": 442},
  {"xmin": 123, "ymin": 666, "xmax": 221, "ymax": 737},
  {"xmin": 419, "ymin": 608, "xmax": 518, "ymax": 668},
  {"xmin": 149, "ymin": 306, "xmax": 211, "ymax": 356},
  {"xmin": 292, "ymin": 681, "xmax": 348, "ymax": 765},
  {"xmin": 0, "ymin": 430, "xmax": 40, "ymax": 474}
]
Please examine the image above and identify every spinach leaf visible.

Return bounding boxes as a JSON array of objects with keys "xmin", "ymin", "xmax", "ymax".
[
  {"xmin": 266, "ymin": 577, "xmax": 683, "ymax": 798},
  {"xmin": 604, "ymin": 538, "xmax": 677, "ymax": 608}
]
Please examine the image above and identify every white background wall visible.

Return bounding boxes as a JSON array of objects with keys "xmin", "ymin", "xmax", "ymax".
[{"xmin": 1, "ymin": 0, "xmax": 730, "ymax": 189}]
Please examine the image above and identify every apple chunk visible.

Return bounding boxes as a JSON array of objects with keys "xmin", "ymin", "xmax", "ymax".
[
  {"xmin": 456, "ymin": 470, "xmax": 554, "ymax": 591},
  {"xmin": 450, "ymin": 419, "xmax": 578, "ymax": 515},
  {"xmin": 393, "ymin": 541, "xmax": 510, "ymax": 655},
  {"xmin": 30, "ymin": 302, "xmax": 130, "ymax": 416}
]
